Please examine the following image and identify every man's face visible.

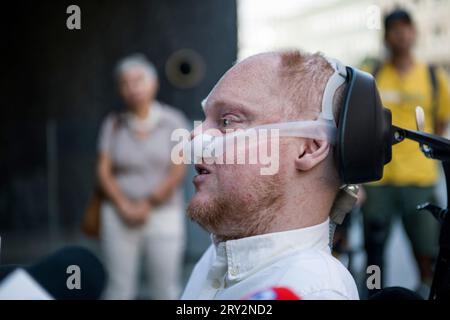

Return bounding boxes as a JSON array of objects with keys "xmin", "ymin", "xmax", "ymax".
[
  {"xmin": 187, "ymin": 55, "xmax": 295, "ymax": 239},
  {"xmin": 385, "ymin": 20, "xmax": 416, "ymax": 55},
  {"xmin": 118, "ymin": 67, "xmax": 157, "ymax": 109}
]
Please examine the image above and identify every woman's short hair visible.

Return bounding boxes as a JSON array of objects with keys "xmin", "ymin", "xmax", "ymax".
[{"xmin": 114, "ymin": 53, "xmax": 158, "ymax": 81}]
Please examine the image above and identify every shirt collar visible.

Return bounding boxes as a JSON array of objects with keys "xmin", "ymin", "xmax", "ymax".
[{"xmin": 210, "ymin": 219, "xmax": 330, "ymax": 283}]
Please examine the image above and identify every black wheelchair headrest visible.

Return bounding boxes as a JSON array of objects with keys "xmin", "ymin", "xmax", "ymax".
[{"xmin": 334, "ymin": 66, "xmax": 392, "ymax": 184}]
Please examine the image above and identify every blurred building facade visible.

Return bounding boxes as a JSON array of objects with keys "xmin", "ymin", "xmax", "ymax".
[
  {"xmin": 0, "ymin": 0, "xmax": 237, "ymax": 266},
  {"xmin": 238, "ymin": 0, "xmax": 450, "ymax": 70}
]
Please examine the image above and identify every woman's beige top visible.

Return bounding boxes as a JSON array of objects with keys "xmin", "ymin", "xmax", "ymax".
[{"xmin": 98, "ymin": 101, "xmax": 189, "ymax": 209}]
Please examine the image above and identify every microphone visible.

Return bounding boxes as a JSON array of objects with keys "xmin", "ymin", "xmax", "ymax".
[
  {"xmin": 369, "ymin": 287, "xmax": 424, "ymax": 300},
  {"xmin": 0, "ymin": 246, "xmax": 106, "ymax": 300},
  {"xmin": 245, "ymin": 287, "xmax": 302, "ymax": 300}
]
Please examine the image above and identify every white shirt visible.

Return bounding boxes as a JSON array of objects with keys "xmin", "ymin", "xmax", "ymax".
[{"xmin": 181, "ymin": 219, "xmax": 359, "ymax": 300}]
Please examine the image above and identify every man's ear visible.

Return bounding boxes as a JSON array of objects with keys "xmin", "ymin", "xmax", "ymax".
[{"xmin": 295, "ymin": 139, "xmax": 330, "ymax": 171}]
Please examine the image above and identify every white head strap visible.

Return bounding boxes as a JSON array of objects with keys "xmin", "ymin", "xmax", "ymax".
[
  {"xmin": 321, "ymin": 59, "xmax": 358, "ymax": 245},
  {"xmin": 187, "ymin": 57, "xmax": 348, "ymax": 162},
  {"xmin": 320, "ymin": 58, "xmax": 347, "ymax": 125}
]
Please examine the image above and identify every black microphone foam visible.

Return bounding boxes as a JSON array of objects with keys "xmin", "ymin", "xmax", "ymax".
[
  {"xmin": 25, "ymin": 246, "xmax": 106, "ymax": 300},
  {"xmin": 369, "ymin": 286, "xmax": 424, "ymax": 300}
]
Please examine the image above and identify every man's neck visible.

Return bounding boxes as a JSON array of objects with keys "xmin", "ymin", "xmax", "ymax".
[
  {"xmin": 390, "ymin": 52, "xmax": 414, "ymax": 75},
  {"xmin": 265, "ymin": 195, "xmax": 332, "ymax": 235},
  {"xmin": 215, "ymin": 191, "xmax": 333, "ymax": 243},
  {"xmin": 214, "ymin": 208, "xmax": 330, "ymax": 244},
  {"xmin": 211, "ymin": 183, "xmax": 336, "ymax": 242}
]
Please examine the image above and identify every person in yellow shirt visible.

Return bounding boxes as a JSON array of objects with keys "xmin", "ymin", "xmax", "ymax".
[{"xmin": 362, "ymin": 9, "xmax": 450, "ymax": 297}]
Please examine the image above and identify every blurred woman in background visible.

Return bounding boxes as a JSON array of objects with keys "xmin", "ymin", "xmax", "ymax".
[{"xmin": 97, "ymin": 54, "xmax": 188, "ymax": 299}]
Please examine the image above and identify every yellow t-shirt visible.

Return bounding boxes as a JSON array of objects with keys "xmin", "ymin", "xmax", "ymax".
[{"xmin": 365, "ymin": 61, "xmax": 450, "ymax": 186}]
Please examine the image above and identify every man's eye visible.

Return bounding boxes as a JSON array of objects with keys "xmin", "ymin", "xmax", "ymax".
[{"xmin": 221, "ymin": 118, "xmax": 232, "ymax": 127}]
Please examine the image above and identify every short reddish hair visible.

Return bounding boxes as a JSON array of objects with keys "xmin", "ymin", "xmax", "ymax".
[{"xmin": 277, "ymin": 50, "xmax": 344, "ymax": 123}]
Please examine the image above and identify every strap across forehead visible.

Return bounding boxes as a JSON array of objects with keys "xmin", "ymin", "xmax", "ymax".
[{"xmin": 321, "ymin": 58, "xmax": 347, "ymax": 125}]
